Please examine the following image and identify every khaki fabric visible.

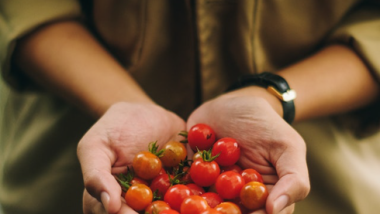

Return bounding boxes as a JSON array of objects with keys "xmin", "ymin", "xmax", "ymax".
[{"xmin": 0, "ymin": 0, "xmax": 379, "ymax": 214}]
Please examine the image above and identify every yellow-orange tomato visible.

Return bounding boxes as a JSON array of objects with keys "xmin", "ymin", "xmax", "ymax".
[
  {"xmin": 132, "ymin": 151, "xmax": 162, "ymax": 180},
  {"xmin": 160, "ymin": 141, "xmax": 187, "ymax": 167},
  {"xmin": 239, "ymin": 181, "xmax": 268, "ymax": 211},
  {"xmin": 145, "ymin": 200, "xmax": 170, "ymax": 214},
  {"xmin": 214, "ymin": 202, "xmax": 242, "ymax": 214},
  {"xmin": 125, "ymin": 184, "xmax": 153, "ymax": 211}
]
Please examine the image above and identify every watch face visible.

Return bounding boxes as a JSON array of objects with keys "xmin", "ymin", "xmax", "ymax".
[{"xmin": 267, "ymin": 86, "xmax": 297, "ymax": 102}]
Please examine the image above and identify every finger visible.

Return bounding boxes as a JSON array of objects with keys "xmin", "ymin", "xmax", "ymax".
[
  {"xmin": 83, "ymin": 189, "xmax": 139, "ymax": 214},
  {"xmin": 250, "ymin": 204, "xmax": 294, "ymax": 214},
  {"xmin": 261, "ymin": 174, "xmax": 279, "ymax": 185},
  {"xmin": 266, "ymin": 139, "xmax": 310, "ymax": 214},
  {"xmin": 83, "ymin": 189, "xmax": 107, "ymax": 214},
  {"xmin": 77, "ymin": 134, "xmax": 122, "ymax": 214}
]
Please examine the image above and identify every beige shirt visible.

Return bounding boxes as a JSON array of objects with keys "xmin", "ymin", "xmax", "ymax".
[{"xmin": 1, "ymin": 0, "xmax": 379, "ymax": 213}]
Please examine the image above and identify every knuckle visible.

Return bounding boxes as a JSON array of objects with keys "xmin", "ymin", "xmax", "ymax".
[{"xmin": 299, "ymin": 177, "xmax": 311, "ymax": 199}]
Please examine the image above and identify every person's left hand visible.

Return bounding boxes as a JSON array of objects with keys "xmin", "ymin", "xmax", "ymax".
[{"xmin": 187, "ymin": 88, "xmax": 310, "ymax": 214}]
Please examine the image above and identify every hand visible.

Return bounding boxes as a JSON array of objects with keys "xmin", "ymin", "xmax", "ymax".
[
  {"xmin": 187, "ymin": 90, "xmax": 310, "ymax": 214},
  {"xmin": 77, "ymin": 102, "xmax": 186, "ymax": 214}
]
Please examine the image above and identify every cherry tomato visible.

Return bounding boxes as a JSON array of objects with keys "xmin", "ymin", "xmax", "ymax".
[
  {"xmin": 157, "ymin": 167, "xmax": 167, "ymax": 177},
  {"xmin": 159, "ymin": 209, "xmax": 180, "ymax": 214},
  {"xmin": 220, "ymin": 164, "xmax": 242, "ymax": 173},
  {"xmin": 130, "ymin": 177, "xmax": 148, "ymax": 186},
  {"xmin": 240, "ymin": 168, "xmax": 263, "ymax": 183},
  {"xmin": 187, "ymin": 123, "xmax": 216, "ymax": 151},
  {"xmin": 115, "ymin": 169, "xmax": 148, "ymax": 195},
  {"xmin": 133, "ymin": 151, "xmax": 162, "ymax": 180},
  {"xmin": 240, "ymin": 181, "xmax": 268, "ymax": 211},
  {"xmin": 186, "ymin": 183, "xmax": 206, "ymax": 195},
  {"xmin": 178, "ymin": 166, "xmax": 192, "ymax": 184},
  {"xmin": 125, "ymin": 183, "xmax": 153, "ymax": 211},
  {"xmin": 192, "ymin": 150, "xmax": 203, "ymax": 161},
  {"xmin": 145, "ymin": 200, "xmax": 171, "ymax": 214},
  {"xmin": 200, "ymin": 208, "xmax": 223, "ymax": 214},
  {"xmin": 150, "ymin": 173, "xmax": 174, "ymax": 198},
  {"xmin": 228, "ymin": 198, "xmax": 250, "ymax": 214},
  {"xmin": 215, "ymin": 202, "xmax": 242, "ymax": 214},
  {"xmin": 190, "ymin": 158, "xmax": 220, "ymax": 187},
  {"xmin": 164, "ymin": 184, "xmax": 193, "ymax": 211},
  {"xmin": 215, "ymin": 171, "xmax": 245, "ymax": 199},
  {"xmin": 180, "ymin": 195, "xmax": 209, "ymax": 214},
  {"xmin": 201, "ymin": 192, "xmax": 223, "ymax": 208},
  {"xmin": 207, "ymin": 183, "xmax": 217, "ymax": 193},
  {"xmin": 160, "ymin": 141, "xmax": 187, "ymax": 167},
  {"xmin": 211, "ymin": 137, "xmax": 240, "ymax": 167}
]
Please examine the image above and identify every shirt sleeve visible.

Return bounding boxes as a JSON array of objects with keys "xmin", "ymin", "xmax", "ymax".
[
  {"xmin": 325, "ymin": 1, "xmax": 380, "ymax": 138},
  {"xmin": 0, "ymin": 0, "xmax": 82, "ymax": 90},
  {"xmin": 326, "ymin": 1, "xmax": 380, "ymax": 82}
]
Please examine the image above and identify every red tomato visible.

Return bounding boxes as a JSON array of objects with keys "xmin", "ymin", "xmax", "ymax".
[
  {"xmin": 180, "ymin": 195, "xmax": 209, "ymax": 214},
  {"xmin": 150, "ymin": 173, "xmax": 174, "ymax": 198},
  {"xmin": 125, "ymin": 184, "xmax": 153, "ymax": 211},
  {"xmin": 186, "ymin": 183, "xmax": 206, "ymax": 196},
  {"xmin": 164, "ymin": 184, "xmax": 193, "ymax": 211},
  {"xmin": 201, "ymin": 192, "xmax": 223, "ymax": 208},
  {"xmin": 220, "ymin": 164, "xmax": 242, "ymax": 173},
  {"xmin": 190, "ymin": 158, "xmax": 220, "ymax": 187},
  {"xmin": 157, "ymin": 166, "xmax": 167, "ymax": 176},
  {"xmin": 211, "ymin": 137, "xmax": 240, "ymax": 167},
  {"xmin": 240, "ymin": 181, "xmax": 268, "ymax": 211},
  {"xmin": 178, "ymin": 166, "xmax": 193, "ymax": 184},
  {"xmin": 160, "ymin": 141, "xmax": 187, "ymax": 167},
  {"xmin": 145, "ymin": 200, "xmax": 171, "ymax": 214},
  {"xmin": 215, "ymin": 171, "xmax": 245, "ymax": 199},
  {"xmin": 132, "ymin": 151, "xmax": 162, "ymax": 180},
  {"xmin": 159, "ymin": 209, "xmax": 180, "ymax": 214},
  {"xmin": 187, "ymin": 123, "xmax": 216, "ymax": 151},
  {"xmin": 240, "ymin": 168, "xmax": 264, "ymax": 184},
  {"xmin": 207, "ymin": 183, "xmax": 217, "ymax": 193},
  {"xmin": 214, "ymin": 202, "xmax": 242, "ymax": 214}
]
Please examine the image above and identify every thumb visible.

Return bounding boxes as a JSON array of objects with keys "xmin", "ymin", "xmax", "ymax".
[
  {"xmin": 265, "ymin": 140, "xmax": 310, "ymax": 214},
  {"xmin": 78, "ymin": 136, "xmax": 122, "ymax": 214}
]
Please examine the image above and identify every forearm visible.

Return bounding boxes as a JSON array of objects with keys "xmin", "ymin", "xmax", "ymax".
[
  {"xmin": 278, "ymin": 45, "xmax": 379, "ymax": 122},
  {"xmin": 14, "ymin": 20, "xmax": 153, "ymax": 118},
  {"xmin": 229, "ymin": 45, "xmax": 379, "ymax": 123}
]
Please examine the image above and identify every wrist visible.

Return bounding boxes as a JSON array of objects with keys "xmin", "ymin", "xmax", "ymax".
[
  {"xmin": 226, "ymin": 86, "xmax": 284, "ymax": 117},
  {"xmin": 227, "ymin": 72, "xmax": 296, "ymax": 124}
]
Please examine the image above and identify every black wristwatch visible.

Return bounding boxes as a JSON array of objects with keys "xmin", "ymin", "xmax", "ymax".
[{"xmin": 227, "ymin": 72, "xmax": 296, "ymax": 124}]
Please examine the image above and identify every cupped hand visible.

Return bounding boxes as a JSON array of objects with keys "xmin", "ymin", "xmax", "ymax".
[
  {"xmin": 187, "ymin": 90, "xmax": 310, "ymax": 214},
  {"xmin": 77, "ymin": 102, "xmax": 186, "ymax": 214}
]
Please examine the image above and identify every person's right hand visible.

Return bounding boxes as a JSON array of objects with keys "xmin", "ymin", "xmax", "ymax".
[{"xmin": 77, "ymin": 102, "xmax": 186, "ymax": 214}]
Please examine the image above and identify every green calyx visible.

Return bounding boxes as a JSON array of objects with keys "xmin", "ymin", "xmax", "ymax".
[
  {"xmin": 199, "ymin": 148, "xmax": 220, "ymax": 162},
  {"xmin": 149, "ymin": 141, "xmax": 165, "ymax": 157},
  {"xmin": 178, "ymin": 130, "xmax": 188, "ymax": 143}
]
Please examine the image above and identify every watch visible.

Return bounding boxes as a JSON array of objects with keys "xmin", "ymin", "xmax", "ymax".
[{"xmin": 227, "ymin": 72, "xmax": 296, "ymax": 124}]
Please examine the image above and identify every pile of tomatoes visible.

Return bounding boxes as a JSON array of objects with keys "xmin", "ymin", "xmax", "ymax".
[{"xmin": 116, "ymin": 123, "xmax": 268, "ymax": 214}]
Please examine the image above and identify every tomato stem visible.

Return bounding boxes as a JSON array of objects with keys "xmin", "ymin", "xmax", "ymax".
[
  {"xmin": 149, "ymin": 141, "xmax": 165, "ymax": 157},
  {"xmin": 152, "ymin": 189, "xmax": 162, "ymax": 201},
  {"xmin": 178, "ymin": 131, "xmax": 188, "ymax": 143},
  {"xmin": 199, "ymin": 148, "xmax": 220, "ymax": 162},
  {"xmin": 116, "ymin": 174, "xmax": 131, "ymax": 191}
]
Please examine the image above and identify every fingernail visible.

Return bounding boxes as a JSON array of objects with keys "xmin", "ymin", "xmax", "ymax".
[
  {"xmin": 273, "ymin": 195, "xmax": 289, "ymax": 214},
  {"xmin": 101, "ymin": 191, "xmax": 110, "ymax": 212}
]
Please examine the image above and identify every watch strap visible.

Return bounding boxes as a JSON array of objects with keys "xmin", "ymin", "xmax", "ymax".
[{"xmin": 227, "ymin": 72, "xmax": 296, "ymax": 124}]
